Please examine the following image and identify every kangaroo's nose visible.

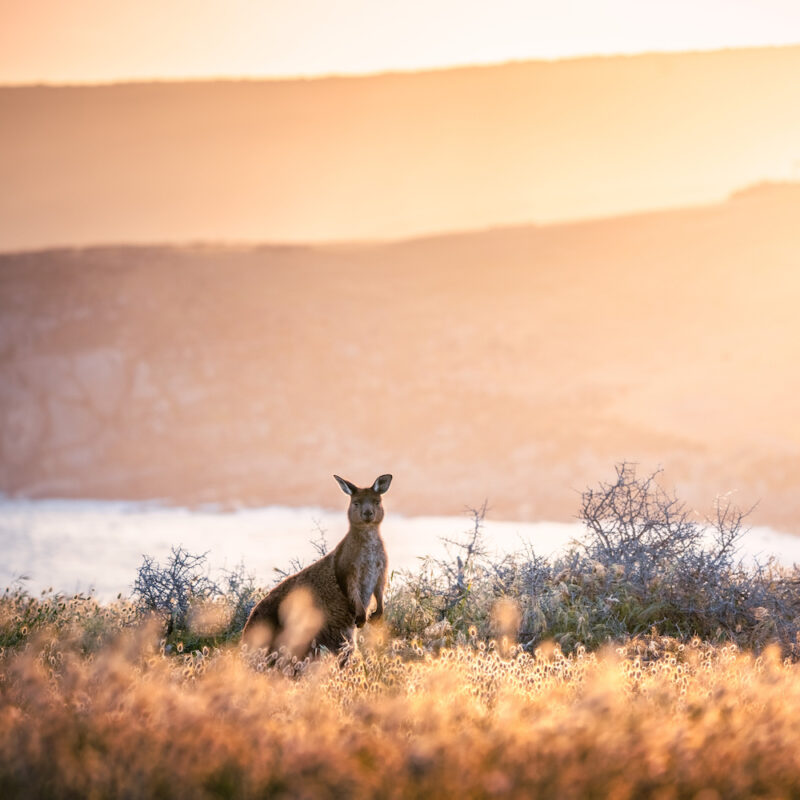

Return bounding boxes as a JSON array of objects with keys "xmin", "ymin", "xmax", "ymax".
[{"xmin": 363, "ymin": 510, "xmax": 374, "ymax": 521}]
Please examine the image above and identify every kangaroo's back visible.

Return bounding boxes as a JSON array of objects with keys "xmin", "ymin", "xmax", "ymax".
[{"xmin": 242, "ymin": 473, "xmax": 393, "ymax": 660}]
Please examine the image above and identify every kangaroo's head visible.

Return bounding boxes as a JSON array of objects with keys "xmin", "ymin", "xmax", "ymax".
[{"xmin": 334, "ymin": 474, "xmax": 392, "ymax": 528}]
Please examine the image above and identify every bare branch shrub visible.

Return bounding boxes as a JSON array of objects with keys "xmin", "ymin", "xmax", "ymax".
[
  {"xmin": 387, "ymin": 464, "xmax": 800, "ymax": 656},
  {"xmin": 576, "ymin": 463, "xmax": 765, "ymax": 641},
  {"xmin": 218, "ymin": 561, "xmax": 259, "ymax": 633},
  {"xmin": 387, "ymin": 503, "xmax": 531, "ymax": 646},
  {"xmin": 132, "ymin": 547, "xmax": 220, "ymax": 634},
  {"xmin": 581, "ymin": 462, "xmax": 707, "ymax": 570}
]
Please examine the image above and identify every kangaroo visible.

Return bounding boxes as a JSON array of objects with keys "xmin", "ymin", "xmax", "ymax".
[{"xmin": 242, "ymin": 474, "xmax": 392, "ymax": 659}]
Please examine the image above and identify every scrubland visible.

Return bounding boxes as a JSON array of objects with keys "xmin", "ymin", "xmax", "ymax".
[{"xmin": 2, "ymin": 466, "xmax": 800, "ymax": 798}]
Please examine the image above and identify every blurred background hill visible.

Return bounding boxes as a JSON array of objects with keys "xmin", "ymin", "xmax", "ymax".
[
  {"xmin": 2, "ymin": 180, "xmax": 799, "ymax": 528},
  {"xmin": 2, "ymin": 46, "xmax": 799, "ymax": 251},
  {"xmin": 2, "ymin": 44, "xmax": 799, "ymax": 532}
]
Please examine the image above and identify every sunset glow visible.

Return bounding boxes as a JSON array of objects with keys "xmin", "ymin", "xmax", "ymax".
[
  {"xmin": 4, "ymin": 4, "xmax": 800, "ymax": 795},
  {"xmin": 2, "ymin": 0, "xmax": 800, "ymax": 84}
]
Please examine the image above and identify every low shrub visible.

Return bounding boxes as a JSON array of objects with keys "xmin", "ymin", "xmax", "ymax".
[
  {"xmin": 132, "ymin": 547, "xmax": 259, "ymax": 648},
  {"xmin": 387, "ymin": 464, "xmax": 800, "ymax": 655}
]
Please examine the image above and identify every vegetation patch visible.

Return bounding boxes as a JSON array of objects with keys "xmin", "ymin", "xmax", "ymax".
[{"xmin": 2, "ymin": 465, "xmax": 799, "ymax": 797}]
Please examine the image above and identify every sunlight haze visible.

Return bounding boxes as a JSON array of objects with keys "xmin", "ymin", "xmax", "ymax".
[
  {"xmin": 2, "ymin": 0, "xmax": 800, "ymax": 83},
  {"xmin": 2, "ymin": 0, "xmax": 800, "ymax": 593},
  {"xmin": 3, "ymin": 6, "xmax": 800, "ymax": 793}
]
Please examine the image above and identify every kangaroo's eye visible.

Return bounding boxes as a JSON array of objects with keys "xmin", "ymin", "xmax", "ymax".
[{"xmin": 353, "ymin": 502, "xmax": 360, "ymax": 507}]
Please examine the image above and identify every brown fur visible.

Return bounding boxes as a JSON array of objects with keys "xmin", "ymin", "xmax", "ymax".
[{"xmin": 242, "ymin": 474, "xmax": 392, "ymax": 659}]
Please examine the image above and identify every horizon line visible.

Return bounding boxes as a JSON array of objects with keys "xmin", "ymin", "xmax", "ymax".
[
  {"xmin": 2, "ymin": 180, "xmax": 796, "ymax": 258},
  {"xmin": 2, "ymin": 41, "xmax": 799, "ymax": 89}
]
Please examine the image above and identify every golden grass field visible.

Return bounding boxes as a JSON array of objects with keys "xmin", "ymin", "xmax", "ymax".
[
  {"xmin": 3, "ymin": 467, "xmax": 800, "ymax": 798},
  {"xmin": 2, "ymin": 593, "xmax": 800, "ymax": 799}
]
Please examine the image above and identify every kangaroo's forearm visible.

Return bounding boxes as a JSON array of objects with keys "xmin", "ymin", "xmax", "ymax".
[
  {"xmin": 346, "ymin": 574, "xmax": 367, "ymax": 625},
  {"xmin": 371, "ymin": 572, "xmax": 386, "ymax": 620}
]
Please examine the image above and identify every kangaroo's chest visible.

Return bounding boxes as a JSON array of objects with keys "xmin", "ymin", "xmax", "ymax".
[{"xmin": 354, "ymin": 536, "xmax": 386, "ymax": 586}]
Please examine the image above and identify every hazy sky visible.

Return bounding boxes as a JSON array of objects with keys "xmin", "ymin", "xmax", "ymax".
[{"xmin": 3, "ymin": 0, "xmax": 800, "ymax": 84}]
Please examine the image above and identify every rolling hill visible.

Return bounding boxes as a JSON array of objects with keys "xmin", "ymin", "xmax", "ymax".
[
  {"xmin": 1, "ymin": 46, "xmax": 799, "ymax": 250},
  {"xmin": 2, "ymin": 183, "xmax": 799, "ymax": 529}
]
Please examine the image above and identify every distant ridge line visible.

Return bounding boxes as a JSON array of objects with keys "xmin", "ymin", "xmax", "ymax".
[
  {"xmin": 1, "ymin": 180, "xmax": 797, "ymax": 258},
  {"xmin": 2, "ymin": 42, "xmax": 800, "ymax": 89}
]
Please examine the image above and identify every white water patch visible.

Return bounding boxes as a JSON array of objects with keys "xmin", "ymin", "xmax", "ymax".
[
  {"xmin": 0, "ymin": 499, "xmax": 797, "ymax": 600},
  {"xmin": 739, "ymin": 525, "xmax": 800, "ymax": 567}
]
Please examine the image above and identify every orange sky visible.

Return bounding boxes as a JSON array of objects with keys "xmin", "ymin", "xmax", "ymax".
[{"xmin": 2, "ymin": 0, "xmax": 800, "ymax": 84}]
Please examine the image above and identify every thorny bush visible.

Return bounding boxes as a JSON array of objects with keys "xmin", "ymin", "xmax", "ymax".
[
  {"xmin": 387, "ymin": 464, "xmax": 800, "ymax": 655},
  {"xmin": 132, "ymin": 546, "xmax": 257, "ymax": 644}
]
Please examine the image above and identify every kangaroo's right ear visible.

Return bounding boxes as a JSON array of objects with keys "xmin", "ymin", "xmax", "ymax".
[
  {"xmin": 372, "ymin": 474, "xmax": 393, "ymax": 494},
  {"xmin": 334, "ymin": 475, "xmax": 358, "ymax": 496}
]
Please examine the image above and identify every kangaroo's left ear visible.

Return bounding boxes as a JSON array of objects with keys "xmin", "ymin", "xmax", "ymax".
[
  {"xmin": 372, "ymin": 474, "xmax": 393, "ymax": 494},
  {"xmin": 334, "ymin": 475, "xmax": 358, "ymax": 496}
]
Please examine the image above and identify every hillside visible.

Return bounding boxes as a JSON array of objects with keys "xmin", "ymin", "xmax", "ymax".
[
  {"xmin": 1, "ymin": 46, "xmax": 800, "ymax": 250},
  {"xmin": 1, "ymin": 184, "xmax": 799, "ymax": 529}
]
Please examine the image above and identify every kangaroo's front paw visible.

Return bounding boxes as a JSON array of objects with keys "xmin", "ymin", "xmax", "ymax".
[
  {"xmin": 370, "ymin": 606, "xmax": 383, "ymax": 622},
  {"xmin": 355, "ymin": 611, "xmax": 367, "ymax": 628}
]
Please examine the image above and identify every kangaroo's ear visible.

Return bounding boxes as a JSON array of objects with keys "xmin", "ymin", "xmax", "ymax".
[
  {"xmin": 372, "ymin": 474, "xmax": 393, "ymax": 494},
  {"xmin": 334, "ymin": 475, "xmax": 357, "ymax": 496}
]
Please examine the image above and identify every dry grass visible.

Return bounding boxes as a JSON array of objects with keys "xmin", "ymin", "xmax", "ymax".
[
  {"xmin": 2, "ymin": 623, "xmax": 800, "ymax": 799},
  {"xmin": 3, "ymin": 467, "xmax": 799, "ymax": 797}
]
